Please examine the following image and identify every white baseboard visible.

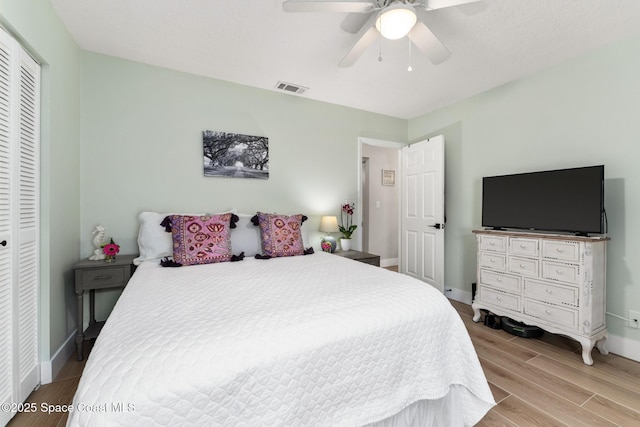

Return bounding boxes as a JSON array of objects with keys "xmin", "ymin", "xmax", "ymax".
[
  {"xmin": 380, "ymin": 258, "xmax": 398, "ymax": 268},
  {"xmin": 605, "ymin": 333, "xmax": 640, "ymax": 363},
  {"xmin": 445, "ymin": 290, "xmax": 640, "ymax": 363},
  {"xmin": 445, "ymin": 287, "xmax": 472, "ymax": 305},
  {"xmin": 40, "ymin": 330, "xmax": 76, "ymax": 385}
]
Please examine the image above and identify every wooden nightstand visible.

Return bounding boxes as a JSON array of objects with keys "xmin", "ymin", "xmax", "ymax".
[
  {"xmin": 73, "ymin": 254, "xmax": 136, "ymax": 361},
  {"xmin": 334, "ymin": 250, "xmax": 380, "ymax": 267}
]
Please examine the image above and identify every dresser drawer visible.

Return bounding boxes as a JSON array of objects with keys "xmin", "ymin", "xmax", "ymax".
[
  {"xmin": 542, "ymin": 261, "xmax": 580, "ymax": 284},
  {"xmin": 82, "ymin": 268, "xmax": 125, "ymax": 288},
  {"xmin": 524, "ymin": 299, "xmax": 578, "ymax": 330},
  {"xmin": 479, "ymin": 252, "xmax": 507, "ymax": 271},
  {"xmin": 478, "ymin": 287, "xmax": 520, "ymax": 312},
  {"xmin": 480, "ymin": 235, "xmax": 507, "ymax": 253},
  {"xmin": 508, "ymin": 256, "xmax": 539, "ymax": 277},
  {"xmin": 524, "ymin": 278, "xmax": 578, "ymax": 307},
  {"xmin": 542, "ymin": 240, "xmax": 580, "ymax": 262},
  {"xmin": 480, "ymin": 269, "xmax": 521, "ymax": 293},
  {"xmin": 510, "ymin": 237, "xmax": 539, "ymax": 257}
]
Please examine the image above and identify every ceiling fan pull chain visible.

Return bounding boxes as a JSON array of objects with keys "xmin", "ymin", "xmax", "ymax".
[
  {"xmin": 408, "ymin": 37, "xmax": 413, "ymax": 71},
  {"xmin": 378, "ymin": 33, "xmax": 383, "ymax": 62}
]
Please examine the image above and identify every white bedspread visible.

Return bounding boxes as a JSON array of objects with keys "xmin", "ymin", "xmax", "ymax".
[{"xmin": 68, "ymin": 252, "xmax": 494, "ymax": 426}]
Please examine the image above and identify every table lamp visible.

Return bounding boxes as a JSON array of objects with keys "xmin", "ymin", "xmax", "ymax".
[{"xmin": 320, "ymin": 215, "xmax": 339, "ymax": 253}]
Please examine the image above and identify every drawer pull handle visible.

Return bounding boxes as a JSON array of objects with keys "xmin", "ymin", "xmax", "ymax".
[
  {"xmin": 490, "ymin": 258, "xmax": 495, "ymax": 263},
  {"xmin": 519, "ymin": 264, "xmax": 526, "ymax": 268},
  {"xmin": 546, "ymin": 289, "xmax": 552, "ymax": 294},
  {"xmin": 94, "ymin": 275, "xmax": 113, "ymax": 280},
  {"xmin": 489, "ymin": 242, "xmax": 495, "ymax": 246},
  {"xmin": 520, "ymin": 244, "xmax": 526, "ymax": 248},
  {"xmin": 545, "ymin": 309, "xmax": 552, "ymax": 315},
  {"xmin": 556, "ymin": 248, "xmax": 563, "ymax": 253},
  {"xmin": 496, "ymin": 296, "xmax": 502, "ymax": 301},
  {"xmin": 556, "ymin": 270, "xmax": 563, "ymax": 275},
  {"xmin": 496, "ymin": 278, "xmax": 502, "ymax": 283}
]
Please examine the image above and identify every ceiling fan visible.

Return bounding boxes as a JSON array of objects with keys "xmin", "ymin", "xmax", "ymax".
[{"xmin": 282, "ymin": 0, "xmax": 481, "ymax": 67}]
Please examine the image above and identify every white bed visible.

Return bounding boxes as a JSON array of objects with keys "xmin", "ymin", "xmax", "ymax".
[{"xmin": 68, "ymin": 214, "xmax": 494, "ymax": 426}]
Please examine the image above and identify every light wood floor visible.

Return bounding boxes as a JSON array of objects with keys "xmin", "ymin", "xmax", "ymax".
[{"xmin": 8, "ymin": 300, "xmax": 640, "ymax": 426}]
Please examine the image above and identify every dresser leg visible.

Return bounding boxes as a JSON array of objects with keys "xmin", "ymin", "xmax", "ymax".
[
  {"xmin": 578, "ymin": 337, "xmax": 595, "ymax": 365},
  {"xmin": 596, "ymin": 335, "xmax": 609, "ymax": 355},
  {"xmin": 471, "ymin": 303, "xmax": 482, "ymax": 322}
]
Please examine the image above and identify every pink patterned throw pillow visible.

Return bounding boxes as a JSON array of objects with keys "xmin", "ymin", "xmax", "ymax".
[
  {"xmin": 169, "ymin": 214, "xmax": 233, "ymax": 265},
  {"xmin": 257, "ymin": 212, "xmax": 305, "ymax": 257}
]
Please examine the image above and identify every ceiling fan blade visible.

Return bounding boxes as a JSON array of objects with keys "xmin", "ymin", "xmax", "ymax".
[
  {"xmin": 338, "ymin": 14, "xmax": 379, "ymax": 68},
  {"xmin": 424, "ymin": 0, "xmax": 481, "ymax": 11},
  {"xmin": 408, "ymin": 20, "xmax": 451, "ymax": 65},
  {"xmin": 283, "ymin": 0, "xmax": 376, "ymax": 13},
  {"xmin": 340, "ymin": 12, "xmax": 374, "ymax": 34}
]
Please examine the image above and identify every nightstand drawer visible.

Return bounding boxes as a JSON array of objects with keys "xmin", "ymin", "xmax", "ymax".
[{"xmin": 82, "ymin": 268, "xmax": 125, "ymax": 288}]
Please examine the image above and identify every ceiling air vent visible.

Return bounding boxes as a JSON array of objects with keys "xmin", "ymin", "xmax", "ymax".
[{"xmin": 275, "ymin": 81, "xmax": 308, "ymax": 95}]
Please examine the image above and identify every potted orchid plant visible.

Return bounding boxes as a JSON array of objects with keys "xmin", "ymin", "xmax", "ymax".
[{"xmin": 339, "ymin": 202, "xmax": 357, "ymax": 251}]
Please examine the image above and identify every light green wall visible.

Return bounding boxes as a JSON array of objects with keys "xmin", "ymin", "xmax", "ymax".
[
  {"xmin": 1, "ymin": 0, "xmax": 81, "ymax": 358},
  {"xmin": 79, "ymin": 52, "xmax": 407, "ymax": 251},
  {"xmin": 408, "ymin": 33, "xmax": 640, "ymax": 340}
]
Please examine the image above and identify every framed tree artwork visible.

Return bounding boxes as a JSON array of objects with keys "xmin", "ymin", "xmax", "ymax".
[{"xmin": 203, "ymin": 130, "xmax": 269, "ymax": 179}]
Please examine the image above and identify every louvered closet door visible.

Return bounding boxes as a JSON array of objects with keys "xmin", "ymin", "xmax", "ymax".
[
  {"xmin": 0, "ymin": 28, "xmax": 14, "ymax": 427},
  {"xmin": 0, "ymin": 27, "xmax": 40, "ymax": 424},
  {"xmin": 16, "ymin": 37, "xmax": 40, "ymax": 403}
]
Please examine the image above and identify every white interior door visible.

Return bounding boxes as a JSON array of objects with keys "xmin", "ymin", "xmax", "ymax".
[{"xmin": 400, "ymin": 135, "xmax": 445, "ymax": 293}]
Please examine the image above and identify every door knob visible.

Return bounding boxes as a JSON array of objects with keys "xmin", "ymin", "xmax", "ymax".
[
  {"xmin": 0, "ymin": 240, "xmax": 6, "ymax": 246},
  {"xmin": 429, "ymin": 223, "xmax": 444, "ymax": 229}
]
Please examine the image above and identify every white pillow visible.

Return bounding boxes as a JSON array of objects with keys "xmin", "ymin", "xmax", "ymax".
[
  {"xmin": 230, "ymin": 214, "xmax": 262, "ymax": 257},
  {"xmin": 133, "ymin": 212, "xmax": 179, "ymax": 265}
]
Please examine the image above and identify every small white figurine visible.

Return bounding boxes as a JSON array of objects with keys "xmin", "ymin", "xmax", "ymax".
[{"xmin": 88, "ymin": 225, "xmax": 106, "ymax": 260}]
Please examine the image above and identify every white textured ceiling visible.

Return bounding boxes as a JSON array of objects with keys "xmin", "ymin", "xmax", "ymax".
[{"xmin": 49, "ymin": 0, "xmax": 640, "ymax": 119}]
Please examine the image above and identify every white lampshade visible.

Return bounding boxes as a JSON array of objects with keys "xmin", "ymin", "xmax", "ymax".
[
  {"xmin": 319, "ymin": 216, "xmax": 339, "ymax": 233},
  {"xmin": 375, "ymin": 4, "xmax": 417, "ymax": 40}
]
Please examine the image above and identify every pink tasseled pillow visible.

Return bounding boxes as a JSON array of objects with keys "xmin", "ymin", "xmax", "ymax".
[
  {"xmin": 256, "ymin": 212, "xmax": 305, "ymax": 257},
  {"xmin": 169, "ymin": 214, "xmax": 234, "ymax": 265}
]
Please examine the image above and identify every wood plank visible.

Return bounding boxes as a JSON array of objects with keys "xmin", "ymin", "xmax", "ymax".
[
  {"xmin": 582, "ymin": 394, "xmax": 640, "ymax": 426},
  {"xmin": 470, "ymin": 328, "xmax": 540, "ymax": 363},
  {"xmin": 476, "ymin": 407, "xmax": 519, "ymax": 427},
  {"xmin": 491, "ymin": 395, "xmax": 566, "ymax": 427},
  {"xmin": 528, "ymin": 355, "xmax": 640, "ymax": 413},
  {"xmin": 473, "ymin": 339, "xmax": 594, "ymax": 405},
  {"xmin": 489, "ymin": 382, "xmax": 510, "ymax": 403},
  {"xmin": 480, "ymin": 357, "xmax": 615, "ymax": 426},
  {"xmin": 484, "ymin": 318, "xmax": 640, "ymax": 395},
  {"xmin": 7, "ymin": 376, "xmax": 79, "ymax": 427}
]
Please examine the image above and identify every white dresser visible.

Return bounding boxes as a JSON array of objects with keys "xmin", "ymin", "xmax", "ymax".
[{"xmin": 471, "ymin": 229, "xmax": 609, "ymax": 365}]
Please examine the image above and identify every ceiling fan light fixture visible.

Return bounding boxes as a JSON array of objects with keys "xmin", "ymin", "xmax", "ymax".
[{"xmin": 375, "ymin": 4, "xmax": 417, "ymax": 40}]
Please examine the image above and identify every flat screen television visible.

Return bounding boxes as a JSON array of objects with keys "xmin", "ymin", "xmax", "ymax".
[{"xmin": 482, "ymin": 165, "xmax": 605, "ymax": 235}]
